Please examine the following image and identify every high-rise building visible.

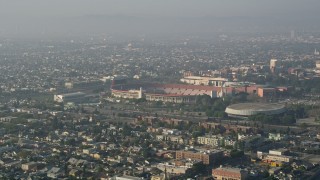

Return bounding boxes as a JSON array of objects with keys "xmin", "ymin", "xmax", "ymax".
[
  {"xmin": 316, "ymin": 61, "xmax": 320, "ymax": 69},
  {"xmin": 270, "ymin": 59, "xmax": 277, "ymax": 73},
  {"xmin": 290, "ymin": 30, "xmax": 295, "ymax": 39}
]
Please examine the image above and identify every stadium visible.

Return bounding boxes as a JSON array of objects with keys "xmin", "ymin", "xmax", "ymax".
[
  {"xmin": 225, "ymin": 103, "xmax": 286, "ymax": 117},
  {"xmin": 111, "ymin": 83, "xmax": 237, "ymax": 103},
  {"xmin": 110, "ymin": 79, "xmax": 290, "ymax": 104},
  {"xmin": 110, "ymin": 76, "xmax": 264, "ymax": 103}
]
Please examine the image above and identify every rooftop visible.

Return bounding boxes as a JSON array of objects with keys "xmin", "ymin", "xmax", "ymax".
[
  {"xmin": 57, "ymin": 92, "xmax": 86, "ymax": 97},
  {"xmin": 214, "ymin": 166, "xmax": 247, "ymax": 173},
  {"xmin": 226, "ymin": 103, "xmax": 285, "ymax": 111}
]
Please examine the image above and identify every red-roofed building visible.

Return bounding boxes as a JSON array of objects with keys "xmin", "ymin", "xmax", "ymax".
[{"xmin": 212, "ymin": 167, "xmax": 248, "ymax": 180}]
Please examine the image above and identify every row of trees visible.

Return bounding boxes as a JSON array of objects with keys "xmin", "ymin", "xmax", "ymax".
[
  {"xmin": 194, "ymin": 95, "xmax": 228, "ymax": 117},
  {"xmin": 248, "ymin": 104, "xmax": 307, "ymax": 125},
  {"xmin": 194, "ymin": 93, "xmax": 251, "ymax": 117},
  {"xmin": 249, "ymin": 113, "xmax": 296, "ymax": 125}
]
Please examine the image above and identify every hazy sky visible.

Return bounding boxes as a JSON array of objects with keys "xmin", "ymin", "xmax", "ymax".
[
  {"xmin": 1, "ymin": 0, "xmax": 319, "ymax": 18},
  {"xmin": 0, "ymin": 0, "xmax": 319, "ymax": 37}
]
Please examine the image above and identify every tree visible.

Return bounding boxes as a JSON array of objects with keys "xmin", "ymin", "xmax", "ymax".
[
  {"xmin": 230, "ymin": 149, "xmax": 244, "ymax": 158},
  {"xmin": 64, "ymin": 163, "xmax": 68, "ymax": 175},
  {"xmin": 52, "ymin": 116, "xmax": 59, "ymax": 130},
  {"xmin": 300, "ymin": 123, "xmax": 308, "ymax": 129},
  {"xmin": 219, "ymin": 138, "xmax": 225, "ymax": 147},
  {"xmin": 17, "ymin": 150, "xmax": 32, "ymax": 159},
  {"xmin": 261, "ymin": 170, "xmax": 270, "ymax": 178},
  {"xmin": 154, "ymin": 101, "xmax": 163, "ymax": 107},
  {"xmin": 82, "ymin": 164, "xmax": 87, "ymax": 178},
  {"xmin": 122, "ymin": 124, "xmax": 132, "ymax": 136},
  {"xmin": 142, "ymin": 147, "xmax": 152, "ymax": 159},
  {"xmin": 184, "ymin": 163, "xmax": 207, "ymax": 178},
  {"xmin": 238, "ymin": 141, "xmax": 245, "ymax": 151},
  {"xmin": 280, "ymin": 114, "xmax": 296, "ymax": 125},
  {"xmin": 196, "ymin": 95, "xmax": 212, "ymax": 107},
  {"xmin": 214, "ymin": 111, "xmax": 226, "ymax": 118},
  {"xmin": 285, "ymin": 126, "xmax": 290, "ymax": 134}
]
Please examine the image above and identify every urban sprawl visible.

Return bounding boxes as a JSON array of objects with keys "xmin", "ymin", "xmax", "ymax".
[{"xmin": 1, "ymin": 32, "xmax": 320, "ymax": 180}]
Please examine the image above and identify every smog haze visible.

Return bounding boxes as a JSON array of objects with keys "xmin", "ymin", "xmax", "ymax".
[{"xmin": 0, "ymin": 0, "xmax": 319, "ymax": 38}]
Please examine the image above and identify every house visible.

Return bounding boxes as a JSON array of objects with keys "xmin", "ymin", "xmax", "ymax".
[
  {"xmin": 69, "ymin": 169, "xmax": 80, "ymax": 177},
  {"xmin": 0, "ymin": 116, "xmax": 17, "ymax": 122},
  {"xmin": 151, "ymin": 173, "xmax": 166, "ymax": 180},
  {"xmin": 47, "ymin": 167, "xmax": 64, "ymax": 179},
  {"xmin": 21, "ymin": 162, "xmax": 38, "ymax": 171},
  {"xmin": 4, "ymin": 160, "xmax": 21, "ymax": 169},
  {"xmin": 292, "ymin": 161, "xmax": 313, "ymax": 170},
  {"xmin": 68, "ymin": 157, "xmax": 78, "ymax": 166}
]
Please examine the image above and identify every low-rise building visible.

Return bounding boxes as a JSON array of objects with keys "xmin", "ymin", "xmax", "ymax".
[
  {"xmin": 176, "ymin": 149, "xmax": 223, "ymax": 165},
  {"xmin": 47, "ymin": 167, "xmax": 64, "ymax": 179},
  {"xmin": 21, "ymin": 162, "xmax": 38, "ymax": 171},
  {"xmin": 269, "ymin": 149, "xmax": 289, "ymax": 156},
  {"xmin": 154, "ymin": 163, "xmax": 191, "ymax": 175},
  {"xmin": 212, "ymin": 167, "xmax": 248, "ymax": 180},
  {"xmin": 112, "ymin": 88, "xmax": 143, "ymax": 99},
  {"xmin": 269, "ymin": 133, "xmax": 286, "ymax": 141},
  {"xmin": 197, "ymin": 135, "xmax": 223, "ymax": 147},
  {"xmin": 54, "ymin": 92, "xmax": 86, "ymax": 103},
  {"xmin": 257, "ymin": 87, "xmax": 276, "ymax": 98},
  {"xmin": 111, "ymin": 175, "xmax": 145, "ymax": 180},
  {"xmin": 180, "ymin": 76, "xmax": 228, "ymax": 86},
  {"xmin": 151, "ymin": 173, "xmax": 166, "ymax": 180},
  {"xmin": 264, "ymin": 154, "xmax": 292, "ymax": 163},
  {"xmin": 0, "ymin": 116, "xmax": 17, "ymax": 122},
  {"xmin": 257, "ymin": 150, "xmax": 293, "ymax": 163},
  {"xmin": 156, "ymin": 135, "xmax": 184, "ymax": 144}
]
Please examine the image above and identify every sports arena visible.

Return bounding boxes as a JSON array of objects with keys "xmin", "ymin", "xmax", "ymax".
[
  {"xmin": 111, "ymin": 82, "xmax": 253, "ymax": 103},
  {"xmin": 225, "ymin": 103, "xmax": 286, "ymax": 117}
]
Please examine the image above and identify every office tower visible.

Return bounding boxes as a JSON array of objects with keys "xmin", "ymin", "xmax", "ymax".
[{"xmin": 270, "ymin": 59, "xmax": 277, "ymax": 73}]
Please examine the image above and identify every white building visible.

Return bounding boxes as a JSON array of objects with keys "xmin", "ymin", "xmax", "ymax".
[
  {"xmin": 270, "ymin": 59, "xmax": 277, "ymax": 73},
  {"xmin": 180, "ymin": 76, "xmax": 228, "ymax": 86},
  {"xmin": 111, "ymin": 175, "xmax": 145, "ymax": 180},
  {"xmin": 54, "ymin": 92, "xmax": 86, "ymax": 103},
  {"xmin": 197, "ymin": 135, "xmax": 223, "ymax": 147},
  {"xmin": 269, "ymin": 133, "xmax": 286, "ymax": 141},
  {"xmin": 21, "ymin": 162, "xmax": 38, "ymax": 171}
]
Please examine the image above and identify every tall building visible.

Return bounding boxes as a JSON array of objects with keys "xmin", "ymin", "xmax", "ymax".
[
  {"xmin": 290, "ymin": 30, "xmax": 295, "ymax": 39},
  {"xmin": 316, "ymin": 61, "xmax": 320, "ymax": 69},
  {"xmin": 270, "ymin": 59, "xmax": 277, "ymax": 73}
]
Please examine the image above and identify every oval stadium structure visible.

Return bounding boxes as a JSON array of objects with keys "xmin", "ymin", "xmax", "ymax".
[{"xmin": 225, "ymin": 103, "xmax": 286, "ymax": 117}]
